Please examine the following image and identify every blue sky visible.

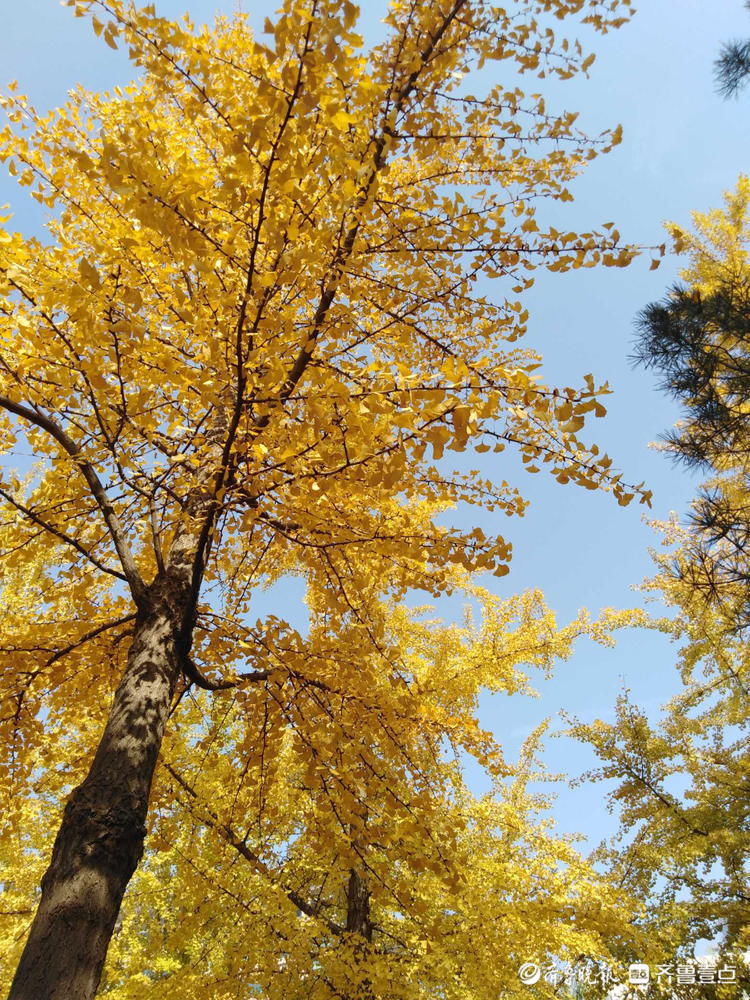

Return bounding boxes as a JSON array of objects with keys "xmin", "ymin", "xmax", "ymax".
[{"xmin": 1, "ymin": 1, "xmax": 749, "ymax": 854}]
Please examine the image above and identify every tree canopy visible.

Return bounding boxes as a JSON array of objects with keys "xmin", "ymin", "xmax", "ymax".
[{"xmin": 0, "ymin": 1, "xmax": 646, "ymax": 996}]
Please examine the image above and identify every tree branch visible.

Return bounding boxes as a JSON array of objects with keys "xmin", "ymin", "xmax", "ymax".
[
  {"xmin": 163, "ymin": 761, "xmax": 344, "ymax": 934},
  {"xmin": 181, "ymin": 654, "xmax": 272, "ymax": 691},
  {"xmin": 0, "ymin": 484, "xmax": 128, "ymax": 583},
  {"xmin": 46, "ymin": 613, "xmax": 138, "ymax": 667},
  {"xmin": 0, "ymin": 394, "xmax": 147, "ymax": 606}
]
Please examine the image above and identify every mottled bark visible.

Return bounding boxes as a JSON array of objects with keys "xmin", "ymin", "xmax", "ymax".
[
  {"xmin": 7, "ymin": 584, "xmax": 183, "ymax": 1000},
  {"xmin": 7, "ymin": 398, "xmax": 229, "ymax": 999},
  {"xmin": 346, "ymin": 868, "xmax": 372, "ymax": 942},
  {"xmin": 344, "ymin": 868, "xmax": 373, "ymax": 1000}
]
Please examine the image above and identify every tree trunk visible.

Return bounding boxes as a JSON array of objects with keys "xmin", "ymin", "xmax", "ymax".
[
  {"xmin": 345, "ymin": 867, "xmax": 373, "ymax": 1000},
  {"xmin": 346, "ymin": 868, "xmax": 372, "ymax": 942},
  {"xmin": 7, "ymin": 584, "xmax": 182, "ymax": 1000}
]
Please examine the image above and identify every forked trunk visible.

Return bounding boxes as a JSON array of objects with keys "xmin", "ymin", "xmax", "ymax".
[{"xmin": 8, "ymin": 587, "xmax": 182, "ymax": 1000}]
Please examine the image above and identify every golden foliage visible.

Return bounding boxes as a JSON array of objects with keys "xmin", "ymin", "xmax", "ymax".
[{"xmin": 0, "ymin": 0, "xmax": 644, "ymax": 993}]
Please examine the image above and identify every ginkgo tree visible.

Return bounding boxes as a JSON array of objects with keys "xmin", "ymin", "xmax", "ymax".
[
  {"xmin": 0, "ymin": 0, "xmax": 649, "ymax": 997},
  {"xmin": 1, "ymin": 572, "xmax": 645, "ymax": 1000}
]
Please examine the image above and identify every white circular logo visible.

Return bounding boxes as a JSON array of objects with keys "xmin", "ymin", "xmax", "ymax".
[{"xmin": 518, "ymin": 962, "xmax": 541, "ymax": 985}]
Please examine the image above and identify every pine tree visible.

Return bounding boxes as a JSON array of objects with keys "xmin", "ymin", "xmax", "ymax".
[
  {"xmin": 633, "ymin": 178, "xmax": 750, "ymax": 631},
  {"xmin": 715, "ymin": 1, "xmax": 750, "ymax": 98}
]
